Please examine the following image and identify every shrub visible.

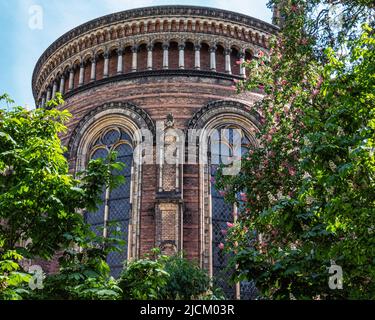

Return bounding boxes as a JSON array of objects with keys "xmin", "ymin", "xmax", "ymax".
[
  {"xmin": 160, "ymin": 254, "xmax": 211, "ymax": 300},
  {"xmin": 119, "ymin": 250, "xmax": 220, "ymax": 300}
]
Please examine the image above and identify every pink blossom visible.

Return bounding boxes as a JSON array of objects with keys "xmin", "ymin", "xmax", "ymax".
[
  {"xmin": 288, "ymin": 167, "xmax": 296, "ymax": 176},
  {"xmin": 317, "ymin": 76, "xmax": 323, "ymax": 88},
  {"xmin": 227, "ymin": 222, "xmax": 234, "ymax": 228},
  {"xmin": 291, "ymin": 5, "xmax": 298, "ymax": 12},
  {"xmin": 275, "ymin": 114, "xmax": 281, "ymax": 124},
  {"xmin": 312, "ymin": 89, "xmax": 320, "ymax": 97},
  {"xmin": 219, "ymin": 190, "xmax": 227, "ymax": 197},
  {"xmin": 218, "ymin": 243, "xmax": 225, "ymax": 250},
  {"xmin": 233, "ymin": 79, "xmax": 240, "ymax": 84},
  {"xmin": 269, "ymin": 151, "xmax": 275, "ymax": 158},
  {"xmin": 240, "ymin": 192, "xmax": 247, "ymax": 202},
  {"xmin": 265, "ymin": 135, "xmax": 272, "ymax": 143},
  {"xmin": 263, "ymin": 159, "xmax": 269, "ymax": 167},
  {"xmin": 258, "ymin": 50, "xmax": 265, "ymax": 58},
  {"xmin": 236, "ymin": 60, "xmax": 242, "ymax": 65},
  {"xmin": 221, "ymin": 229, "xmax": 227, "ymax": 236},
  {"xmin": 258, "ymin": 84, "xmax": 265, "ymax": 90},
  {"xmin": 288, "ymin": 133, "xmax": 293, "ymax": 139}
]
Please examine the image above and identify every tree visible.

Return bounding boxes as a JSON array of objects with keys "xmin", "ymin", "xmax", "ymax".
[
  {"xmin": 0, "ymin": 94, "xmax": 126, "ymax": 299},
  {"xmin": 216, "ymin": 0, "xmax": 374, "ymax": 299}
]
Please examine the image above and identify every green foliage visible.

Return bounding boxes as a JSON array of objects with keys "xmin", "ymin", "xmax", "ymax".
[
  {"xmin": 0, "ymin": 95, "xmax": 127, "ymax": 300},
  {"xmin": 119, "ymin": 251, "xmax": 170, "ymax": 300},
  {"xmin": 0, "ymin": 247, "xmax": 31, "ymax": 300},
  {"xmin": 159, "ymin": 254, "xmax": 211, "ymax": 300},
  {"xmin": 0, "ymin": 94, "xmax": 126, "ymax": 260},
  {"xmin": 216, "ymin": 1, "xmax": 375, "ymax": 300},
  {"xmin": 119, "ymin": 250, "xmax": 217, "ymax": 300}
]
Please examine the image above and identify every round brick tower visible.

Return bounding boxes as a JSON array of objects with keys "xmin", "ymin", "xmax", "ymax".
[{"xmin": 32, "ymin": 5, "xmax": 278, "ymax": 298}]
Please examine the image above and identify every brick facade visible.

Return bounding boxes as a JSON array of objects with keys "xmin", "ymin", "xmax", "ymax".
[{"xmin": 32, "ymin": 5, "xmax": 277, "ymax": 276}]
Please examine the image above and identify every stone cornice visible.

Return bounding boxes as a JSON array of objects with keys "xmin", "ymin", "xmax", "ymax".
[{"xmin": 61, "ymin": 69, "xmax": 243, "ymax": 101}]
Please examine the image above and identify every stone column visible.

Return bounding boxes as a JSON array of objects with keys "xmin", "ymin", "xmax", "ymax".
[
  {"xmin": 178, "ymin": 44, "xmax": 185, "ymax": 69},
  {"xmin": 194, "ymin": 44, "xmax": 201, "ymax": 70},
  {"xmin": 147, "ymin": 44, "xmax": 153, "ymax": 70},
  {"xmin": 103, "ymin": 52, "xmax": 109, "ymax": 78},
  {"xmin": 210, "ymin": 45, "xmax": 217, "ymax": 71},
  {"xmin": 52, "ymin": 81, "xmax": 58, "ymax": 98},
  {"xmin": 41, "ymin": 94, "xmax": 46, "ymax": 107},
  {"xmin": 239, "ymin": 52, "xmax": 246, "ymax": 78},
  {"xmin": 224, "ymin": 48, "xmax": 232, "ymax": 74},
  {"xmin": 78, "ymin": 62, "xmax": 85, "ymax": 86},
  {"xmin": 162, "ymin": 43, "xmax": 169, "ymax": 69},
  {"xmin": 90, "ymin": 56, "xmax": 97, "ymax": 81},
  {"xmin": 46, "ymin": 87, "xmax": 51, "ymax": 102},
  {"xmin": 131, "ymin": 46, "xmax": 138, "ymax": 72},
  {"xmin": 117, "ymin": 49, "xmax": 123, "ymax": 74},
  {"xmin": 68, "ymin": 68, "xmax": 74, "ymax": 91},
  {"xmin": 59, "ymin": 75, "xmax": 65, "ymax": 94}
]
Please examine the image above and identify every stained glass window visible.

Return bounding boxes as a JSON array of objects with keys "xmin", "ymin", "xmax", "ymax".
[
  {"xmin": 210, "ymin": 125, "xmax": 254, "ymax": 299},
  {"xmin": 85, "ymin": 128, "xmax": 133, "ymax": 278}
]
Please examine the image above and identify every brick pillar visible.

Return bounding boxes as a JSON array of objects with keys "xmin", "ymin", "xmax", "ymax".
[
  {"xmin": 155, "ymin": 118, "xmax": 184, "ymax": 255},
  {"xmin": 155, "ymin": 201, "xmax": 182, "ymax": 255}
]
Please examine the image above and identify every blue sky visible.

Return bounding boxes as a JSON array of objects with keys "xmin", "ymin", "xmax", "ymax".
[{"xmin": 0, "ymin": 0, "xmax": 272, "ymax": 108}]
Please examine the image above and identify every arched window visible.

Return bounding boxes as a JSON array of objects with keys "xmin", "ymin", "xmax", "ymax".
[
  {"xmin": 209, "ymin": 125, "xmax": 252, "ymax": 299},
  {"xmin": 85, "ymin": 127, "xmax": 134, "ymax": 278}
]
